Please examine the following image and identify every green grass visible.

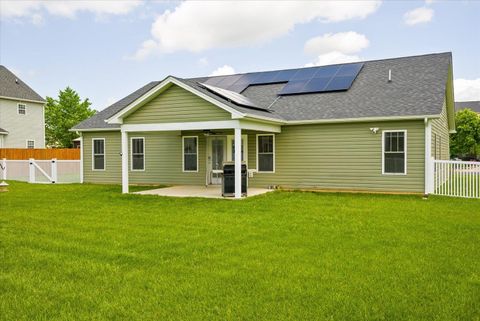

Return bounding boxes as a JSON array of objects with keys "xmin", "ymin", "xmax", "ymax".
[{"xmin": 1, "ymin": 182, "xmax": 479, "ymax": 321}]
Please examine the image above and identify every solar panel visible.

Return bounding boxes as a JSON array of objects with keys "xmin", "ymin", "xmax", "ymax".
[
  {"xmin": 335, "ymin": 63, "xmax": 363, "ymax": 77},
  {"xmin": 251, "ymin": 71, "xmax": 280, "ymax": 84},
  {"xmin": 203, "ymin": 62, "xmax": 364, "ymax": 96},
  {"xmin": 290, "ymin": 68, "xmax": 318, "ymax": 80},
  {"xmin": 278, "ymin": 80, "xmax": 308, "ymax": 95},
  {"xmin": 324, "ymin": 76, "xmax": 355, "ymax": 91},
  {"xmin": 198, "ymin": 82, "xmax": 262, "ymax": 109}
]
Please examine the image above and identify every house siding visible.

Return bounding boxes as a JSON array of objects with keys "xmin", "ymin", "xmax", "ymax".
[
  {"xmin": 123, "ymin": 84, "xmax": 232, "ymax": 124},
  {"xmin": 247, "ymin": 120, "xmax": 425, "ymax": 193},
  {"xmin": 82, "ymin": 131, "xmax": 207, "ymax": 185},
  {"xmin": 82, "ymin": 119, "xmax": 425, "ymax": 193},
  {"xmin": 431, "ymin": 102, "xmax": 450, "ymax": 160},
  {"xmin": 82, "ymin": 131, "xmax": 122, "ymax": 184},
  {"xmin": 0, "ymin": 98, "xmax": 45, "ymax": 148}
]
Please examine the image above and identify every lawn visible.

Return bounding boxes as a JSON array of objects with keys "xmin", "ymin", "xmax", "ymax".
[{"xmin": 1, "ymin": 182, "xmax": 479, "ymax": 321}]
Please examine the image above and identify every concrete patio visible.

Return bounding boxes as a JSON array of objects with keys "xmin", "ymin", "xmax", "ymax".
[{"xmin": 133, "ymin": 185, "xmax": 273, "ymax": 199}]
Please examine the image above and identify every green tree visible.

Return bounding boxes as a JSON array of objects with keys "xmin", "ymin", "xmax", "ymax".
[
  {"xmin": 45, "ymin": 87, "xmax": 96, "ymax": 148},
  {"xmin": 450, "ymin": 109, "xmax": 480, "ymax": 159}
]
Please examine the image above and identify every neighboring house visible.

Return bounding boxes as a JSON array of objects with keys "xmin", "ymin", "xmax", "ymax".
[
  {"xmin": 455, "ymin": 101, "xmax": 480, "ymax": 113},
  {"xmin": 72, "ymin": 52, "xmax": 455, "ymax": 197},
  {"xmin": 0, "ymin": 66, "xmax": 46, "ymax": 148}
]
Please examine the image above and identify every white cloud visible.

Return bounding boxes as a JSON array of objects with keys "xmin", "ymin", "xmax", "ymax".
[
  {"xmin": 454, "ymin": 79, "xmax": 480, "ymax": 101},
  {"xmin": 31, "ymin": 13, "xmax": 44, "ymax": 26},
  {"xmin": 304, "ymin": 32, "xmax": 368, "ymax": 66},
  {"xmin": 304, "ymin": 31, "xmax": 369, "ymax": 56},
  {"xmin": 0, "ymin": 0, "xmax": 141, "ymax": 21},
  {"xmin": 210, "ymin": 65, "xmax": 236, "ymax": 76},
  {"xmin": 305, "ymin": 52, "xmax": 361, "ymax": 67},
  {"xmin": 198, "ymin": 57, "xmax": 209, "ymax": 67},
  {"xmin": 132, "ymin": 0, "xmax": 381, "ymax": 59},
  {"xmin": 404, "ymin": 7, "xmax": 434, "ymax": 26}
]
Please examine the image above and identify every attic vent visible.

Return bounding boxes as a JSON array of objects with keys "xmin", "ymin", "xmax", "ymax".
[{"xmin": 388, "ymin": 69, "xmax": 392, "ymax": 82}]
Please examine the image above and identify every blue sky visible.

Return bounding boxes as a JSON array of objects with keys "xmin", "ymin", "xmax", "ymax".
[{"xmin": 1, "ymin": 0, "xmax": 479, "ymax": 110}]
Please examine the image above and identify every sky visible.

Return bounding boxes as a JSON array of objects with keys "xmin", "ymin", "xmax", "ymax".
[{"xmin": 1, "ymin": 0, "xmax": 479, "ymax": 111}]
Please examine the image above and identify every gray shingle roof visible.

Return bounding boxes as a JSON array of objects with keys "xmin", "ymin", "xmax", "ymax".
[
  {"xmin": 0, "ymin": 66, "xmax": 45, "ymax": 102},
  {"xmin": 455, "ymin": 101, "xmax": 480, "ymax": 113},
  {"xmin": 73, "ymin": 52, "xmax": 452, "ymax": 130}
]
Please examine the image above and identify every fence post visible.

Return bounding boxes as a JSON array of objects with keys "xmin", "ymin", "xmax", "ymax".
[
  {"xmin": 427, "ymin": 157, "xmax": 435, "ymax": 194},
  {"xmin": 29, "ymin": 158, "xmax": 35, "ymax": 183},
  {"xmin": 51, "ymin": 158, "xmax": 57, "ymax": 183},
  {"xmin": 1, "ymin": 158, "xmax": 6, "ymax": 180}
]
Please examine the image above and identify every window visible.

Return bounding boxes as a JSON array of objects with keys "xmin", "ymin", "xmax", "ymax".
[
  {"xmin": 92, "ymin": 138, "xmax": 105, "ymax": 170},
  {"xmin": 26, "ymin": 140, "xmax": 35, "ymax": 149},
  {"xmin": 131, "ymin": 138, "xmax": 145, "ymax": 171},
  {"xmin": 257, "ymin": 134, "xmax": 275, "ymax": 172},
  {"xmin": 382, "ymin": 131, "xmax": 406, "ymax": 175},
  {"xmin": 183, "ymin": 136, "xmax": 198, "ymax": 172},
  {"xmin": 18, "ymin": 103, "xmax": 26, "ymax": 115}
]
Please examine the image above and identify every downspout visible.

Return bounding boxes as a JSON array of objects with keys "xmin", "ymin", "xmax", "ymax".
[{"xmin": 424, "ymin": 118, "xmax": 434, "ymax": 195}]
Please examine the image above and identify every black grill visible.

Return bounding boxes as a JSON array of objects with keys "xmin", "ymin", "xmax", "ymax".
[{"xmin": 222, "ymin": 163, "xmax": 247, "ymax": 197}]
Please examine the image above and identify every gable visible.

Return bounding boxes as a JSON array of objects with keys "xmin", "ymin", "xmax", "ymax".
[{"xmin": 123, "ymin": 84, "xmax": 232, "ymax": 124}]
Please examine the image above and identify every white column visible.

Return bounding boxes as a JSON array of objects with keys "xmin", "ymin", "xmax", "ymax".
[
  {"xmin": 79, "ymin": 135, "xmax": 84, "ymax": 183},
  {"xmin": 2, "ymin": 158, "xmax": 6, "ymax": 180},
  {"xmin": 121, "ymin": 130, "xmax": 129, "ymax": 194},
  {"xmin": 234, "ymin": 127, "xmax": 242, "ymax": 198},
  {"xmin": 424, "ymin": 119, "xmax": 434, "ymax": 194}
]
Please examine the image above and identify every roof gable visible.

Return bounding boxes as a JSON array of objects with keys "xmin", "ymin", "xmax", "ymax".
[{"xmin": 0, "ymin": 66, "xmax": 45, "ymax": 103}]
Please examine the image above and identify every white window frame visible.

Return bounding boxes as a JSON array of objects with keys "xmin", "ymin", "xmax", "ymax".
[
  {"xmin": 92, "ymin": 138, "xmax": 106, "ymax": 171},
  {"xmin": 256, "ymin": 134, "xmax": 275, "ymax": 173},
  {"xmin": 18, "ymin": 103, "xmax": 27, "ymax": 115},
  {"xmin": 182, "ymin": 136, "xmax": 199, "ymax": 172},
  {"xmin": 26, "ymin": 139, "xmax": 35, "ymax": 149},
  {"xmin": 381, "ymin": 130, "xmax": 407, "ymax": 175},
  {"xmin": 226, "ymin": 134, "xmax": 248, "ymax": 164},
  {"xmin": 130, "ymin": 137, "xmax": 145, "ymax": 171}
]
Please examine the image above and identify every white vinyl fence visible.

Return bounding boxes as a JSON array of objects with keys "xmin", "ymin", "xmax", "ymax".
[
  {"xmin": 433, "ymin": 160, "xmax": 480, "ymax": 199},
  {"xmin": 1, "ymin": 158, "xmax": 81, "ymax": 184}
]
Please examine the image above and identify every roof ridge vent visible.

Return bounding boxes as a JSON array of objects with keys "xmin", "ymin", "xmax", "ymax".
[{"xmin": 388, "ymin": 69, "xmax": 392, "ymax": 82}]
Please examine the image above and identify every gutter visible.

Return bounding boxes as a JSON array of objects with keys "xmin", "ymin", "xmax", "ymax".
[{"xmin": 0, "ymin": 95, "xmax": 46, "ymax": 104}]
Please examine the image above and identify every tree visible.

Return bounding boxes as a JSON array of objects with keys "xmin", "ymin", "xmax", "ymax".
[
  {"xmin": 450, "ymin": 109, "xmax": 480, "ymax": 159},
  {"xmin": 45, "ymin": 87, "xmax": 96, "ymax": 148}
]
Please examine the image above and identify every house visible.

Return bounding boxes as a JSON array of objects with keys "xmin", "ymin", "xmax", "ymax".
[
  {"xmin": 72, "ymin": 52, "xmax": 455, "ymax": 198},
  {"xmin": 455, "ymin": 101, "xmax": 480, "ymax": 113},
  {"xmin": 0, "ymin": 66, "xmax": 46, "ymax": 148}
]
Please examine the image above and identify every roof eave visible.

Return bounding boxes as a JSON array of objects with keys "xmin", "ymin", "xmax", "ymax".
[{"xmin": 0, "ymin": 95, "xmax": 45, "ymax": 104}]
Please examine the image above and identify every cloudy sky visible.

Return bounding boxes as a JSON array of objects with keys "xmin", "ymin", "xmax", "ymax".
[{"xmin": 1, "ymin": 0, "xmax": 479, "ymax": 110}]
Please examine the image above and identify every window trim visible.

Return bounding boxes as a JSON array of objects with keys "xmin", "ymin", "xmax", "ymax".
[
  {"xmin": 381, "ymin": 130, "xmax": 407, "ymax": 175},
  {"xmin": 182, "ymin": 136, "xmax": 199, "ymax": 172},
  {"xmin": 256, "ymin": 134, "xmax": 275, "ymax": 173},
  {"xmin": 17, "ymin": 103, "xmax": 27, "ymax": 115},
  {"xmin": 130, "ymin": 137, "xmax": 145, "ymax": 171},
  {"xmin": 26, "ymin": 139, "xmax": 35, "ymax": 149},
  {"xmin": 91, "ymin": 138, "xmax": 106, "ymax": 171}
]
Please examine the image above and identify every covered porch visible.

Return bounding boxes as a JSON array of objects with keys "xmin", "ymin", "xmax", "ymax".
[{"xmin": 120, "ymin": 119, "xmax": 281, "ymax": 198}]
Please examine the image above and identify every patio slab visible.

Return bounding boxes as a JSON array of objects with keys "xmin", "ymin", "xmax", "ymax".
[{"xmin": 133, "ymin": 185, "xmax": 273, "ymax": 199}]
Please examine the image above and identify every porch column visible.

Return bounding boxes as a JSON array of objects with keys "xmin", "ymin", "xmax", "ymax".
[
  {"xmin": 121, "ymin": 130, "xmax": 129, "ymax": 194},
  {"xmin": 234, "ymin": 127, "xmax": 242, "ymax": 199}
]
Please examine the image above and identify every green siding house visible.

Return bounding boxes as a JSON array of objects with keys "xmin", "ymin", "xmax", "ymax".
[{"xmin": 72, "ymin": 53, "xmax": 456, "ymax": 198}]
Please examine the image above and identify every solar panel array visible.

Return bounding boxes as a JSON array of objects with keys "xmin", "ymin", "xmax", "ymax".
[
  {"xmin": 198, "ymin": 83, "xmax": 264, "ymax": 110},
  {"xmin": 202, "ymin": 63, "xmax": 364, "ymax": 96}
]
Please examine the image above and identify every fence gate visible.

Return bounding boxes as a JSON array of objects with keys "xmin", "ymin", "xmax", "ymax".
[
  {"xmin": 433, "ymin": 160, "xmax": 480, "ymax": 199},
  {"xmin": 1, "ymin": 158, "xmax": 81, "ymax": 184}
]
